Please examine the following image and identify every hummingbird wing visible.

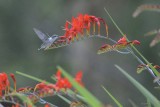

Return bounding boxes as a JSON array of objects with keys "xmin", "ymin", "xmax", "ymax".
[{"xmin": 33, "ymin": 28, "xmax": 48, "ymax": 43}]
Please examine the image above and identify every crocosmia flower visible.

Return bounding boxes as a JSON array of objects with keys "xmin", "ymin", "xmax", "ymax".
[
  {"xmin": 0, "ymin": 72, "xmax": 10, "ymax": 96},
  {"xmin": 46, "ymin": 13, "xmax": 108, "ymax": 50},
  {"xmin": 97, "ymin": 35, "xmax": 140, "ymax": 54}
]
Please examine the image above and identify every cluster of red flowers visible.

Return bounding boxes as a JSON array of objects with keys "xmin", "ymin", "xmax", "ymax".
[
  {"xmin": 55, "ymin": 69, "xmax": 83, "ymax": 91},
  {"xmin": 35, "ymin": 70, "xmax": 83, "ymax": 92},
  {"xmin": 97, "ymin": 35, "xmax": 141, "ymax": 54},
  {"xmin": 0, "ymin": 70, "xmax": 83, "ymax": 107},
  {"xmin": 47, "ymin": 14, "xmax": 108, "ymax": 49}
]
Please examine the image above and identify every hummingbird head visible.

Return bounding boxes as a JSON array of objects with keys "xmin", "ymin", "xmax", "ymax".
[
  {"xmin": 48, "ymin": 35, "xmax": 59, "ymax": 41},
  {"xmin": 51, "ymin": 34, "xmax": 59, "ymax": 38}
]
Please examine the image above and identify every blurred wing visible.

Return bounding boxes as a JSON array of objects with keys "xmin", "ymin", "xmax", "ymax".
[{"xmin": 33, "ymin": 28, "xmax": 48, "ymax": 43}]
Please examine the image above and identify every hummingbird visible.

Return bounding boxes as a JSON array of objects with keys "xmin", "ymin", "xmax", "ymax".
[{"xmin": 33, "ymin": 28, "xmax": 59, "ymax": 50}]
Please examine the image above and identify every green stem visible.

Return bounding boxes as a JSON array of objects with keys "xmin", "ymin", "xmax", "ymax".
[
  {"xmin": 95, "ymin": 35, "xmax": 160, "ymax": 85},
  {"xmin": 104, "ymin": 8, "xmax": 159, "ymax": 80}
]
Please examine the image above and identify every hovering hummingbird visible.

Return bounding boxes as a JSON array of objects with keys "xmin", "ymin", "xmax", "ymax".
[{"xmin": 33, "ymin": 28, "xmax": 59, "ymax": 50}]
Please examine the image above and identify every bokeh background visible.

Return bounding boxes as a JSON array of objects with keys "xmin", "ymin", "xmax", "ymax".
[{"xmin": 0, "ymin": 0, "xmax": 160, "ymax": 106}]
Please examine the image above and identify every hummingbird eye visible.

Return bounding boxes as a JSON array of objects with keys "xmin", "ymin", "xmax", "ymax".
[{"xmin": 52, "ymin": 35, "xmax": 58, "ymax": 37}]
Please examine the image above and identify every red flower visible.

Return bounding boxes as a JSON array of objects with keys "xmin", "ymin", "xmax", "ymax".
[
  {"xmin": 12, "ymin": 103, "xmax": 20, "ymax": 107},
  {"xmin": 114, "ymin": 36, "xmax": 140, "ymax": 50},
  {"xmin": 55, "ymin": 77, "xmax": 72, "ymax": 91},
  {"xmin": 55, "ymin": 71, "xmax": 72, "ymax": 91},
  {"xmin": 63, "ymin": 21, "xmax": 70, "ymax": 38},
  {"xmin": 0, "ymin": 84, "xmax": 2, "ymax": 97},
  {"xmin": 132, "ymin": 40, "xmax": 141, "ymax": 45},
  {"xmin": 34, "ymin": 70, "xmax": 84, "ymax": 93},
  {"xmin": 71, "ymin": 16, "xmax": 84, "ymax": 35},
  {"xmin": 34, "ymin": 81, "xmax": 55, "ymax": 92},
  {"xmin": 10, "ymin": 73, "xmax": 17, "ymax": 92},
  {"xmin": 55, "ymin": 69, "xmax": 62, "ymax": 80},
  {"xmin": 57, "ymin": 13, "xmax": 108, "ymax": 44},
  {"xmin": 97, "ymin": 35, "xmax": 140, "ymax": 54},
  {"xmin": 34, "ymin": 82, "xmax": 47, "ymax": 91},
  {"xmin": 54, "ymin": 70, "xmax": 84, "ymax": 91},
  {"xmin": 44, "ymin": 104, "xmax": 50, "ymax": 107},
  {"xmin": 117, "ymin": 36, "xmax": 127, "ymax": 44},
  {"xmin": 0, "ymin": 72, "xmax": 10, "ymax": 96},
  {"xmin": 75, "ymin": 71, "xmax": 84, "ymax": 86},
  {"xmin": 90, "ymin": 16, "xmax": 101, "ymax": 35},
  {"xmin": 17, "ymin": 86, "xmax": 33, "ymax": 92},
  {"xmin": 117, "ymin": 36, "xmax": 140, "ymax": 45},
  {"xmin": 83, "ymin": 14, "xmax": 91, "ymax": 33},
  {"xmin": 0, "ymin": 72, "xmax": 10, "ymax": 89}
]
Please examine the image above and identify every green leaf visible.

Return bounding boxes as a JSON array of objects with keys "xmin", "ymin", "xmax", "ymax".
[
  {"xmin": 102, "ymin": 86, "xmax": 123, "ymax": 107},
  {"xmin": 115, "ymin": 65, "xmax": 160, "ymax": 107},
  {"xmin": 57, "ymin": 66, "xmax": 104, "ymax": 107},
  {"xmin": 147, "ymin": 99, "xmax": 152, "ymax": 107},
  {"xmin": 58, "ymin": 95, "xmax": 71, "ymax": 104},
  {"xmin": 16, "ymin": 71, "xmax": 50, "ymax": 84}
]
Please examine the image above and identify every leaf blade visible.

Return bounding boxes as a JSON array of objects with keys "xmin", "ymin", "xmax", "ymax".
[
  {"xmin": 115, "ymin": 65, "xmax": 160, "ymax": 107},
  {"xmin": 57, "ymin": 66, "xmax": 103, "ymax": 107},
  {"xmin": 102, "ymin": 86, "xmax": 123, "ymax": 107}
]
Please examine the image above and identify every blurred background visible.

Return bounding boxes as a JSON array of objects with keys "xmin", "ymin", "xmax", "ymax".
[{"xmin": 0, "ymin": 0, "xmax": 160, "ymax": 106}]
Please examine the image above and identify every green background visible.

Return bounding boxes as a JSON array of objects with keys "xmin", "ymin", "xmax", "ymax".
[{"xmin": 0, "ymin": 0, "xmax": 160, "ymax": 106}]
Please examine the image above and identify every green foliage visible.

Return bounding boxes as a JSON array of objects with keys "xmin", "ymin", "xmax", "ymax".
[
  {"xmin": 115, "ymin": 65, "xmax": 160, "ymax": 107},
  {"xmin": 57, "ymin": 66, "xmax": 104, "ymax": 107},
  {"xmin": 104, "ymin": 8, "xmax": 159, "ymax": 77}
]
